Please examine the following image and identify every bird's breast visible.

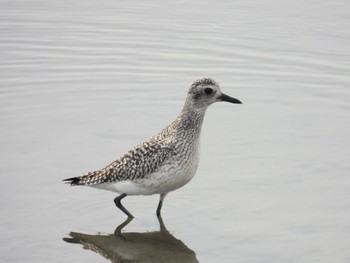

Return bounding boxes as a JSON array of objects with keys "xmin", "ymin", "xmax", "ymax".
[{"xmin": 144, "ymin": 136, "xmax": 201, "ymax": 192}]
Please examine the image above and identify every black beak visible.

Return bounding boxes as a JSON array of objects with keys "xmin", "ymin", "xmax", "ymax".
[{"xmin": 219, "ymin": 93, "xmax": 242, "ymax": 104}]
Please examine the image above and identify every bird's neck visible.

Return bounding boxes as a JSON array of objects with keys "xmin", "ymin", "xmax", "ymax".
[{"xmin": 175, "ymin": 103, "xmax": 207, "ymax": 132}]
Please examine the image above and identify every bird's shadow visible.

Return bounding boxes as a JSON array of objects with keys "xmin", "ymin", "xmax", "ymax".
[{"xmin": 63, "ymin": 215, "xmax": 199, "ymax": 263}]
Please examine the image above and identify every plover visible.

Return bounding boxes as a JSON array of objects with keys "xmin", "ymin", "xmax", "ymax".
[{"xmin": 64, "ymin": 78, "xmax": 242, "ymax": 218}]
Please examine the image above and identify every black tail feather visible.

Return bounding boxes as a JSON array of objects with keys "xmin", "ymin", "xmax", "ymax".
[{"xmin": 63, "ymin": 177, "xmax": 81, "ymax": 186}]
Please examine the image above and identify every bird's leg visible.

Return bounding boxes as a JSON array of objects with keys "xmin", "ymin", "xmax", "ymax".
[
  {"xmin": 114, "ymin": 193, "xmax": 134, "ymax": 218},
  {"xmin": 114, "ymin": 216, "xmax": 133, "ymax": 239},
  {"xmin": 156, "ymin": 213, "xmax": 168, "ymax": 233},
  {"xmin": 156, "ymin": 193, "xmax": 167, "ymax": 216}
]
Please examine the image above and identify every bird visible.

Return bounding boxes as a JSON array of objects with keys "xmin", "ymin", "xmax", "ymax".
[{"xmin": 64, "ymin": 78, "xmax": 242, "ymax": 218}]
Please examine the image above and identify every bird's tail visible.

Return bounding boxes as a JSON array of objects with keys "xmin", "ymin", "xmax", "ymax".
[
  {"xmin": 63, "ymin": 176, "xmax": 83, "ymax": 186},
  {"xmin": 63, "ymin": 170, "xmax": 104, "ymax": 186}
]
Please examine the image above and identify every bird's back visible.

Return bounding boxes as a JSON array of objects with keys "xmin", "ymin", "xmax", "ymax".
[{"xmin": 65, "ymin": 112, "xmax": 203, "ymax": 194}]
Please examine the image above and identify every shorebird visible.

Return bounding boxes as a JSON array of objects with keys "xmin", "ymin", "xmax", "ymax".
[{"xmin": 64, "ymin": 78, "xmax": 242, "ymax": 218}]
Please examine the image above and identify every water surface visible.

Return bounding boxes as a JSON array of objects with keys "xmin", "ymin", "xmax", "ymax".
[{"xmin": 1, "ymin": 0, "xmax": 350, "ymax": 262}]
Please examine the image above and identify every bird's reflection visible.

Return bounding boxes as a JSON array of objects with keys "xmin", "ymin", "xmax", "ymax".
[{"xmin": 63, "ymin": 215, "xmax": 199, "ymax": 263}]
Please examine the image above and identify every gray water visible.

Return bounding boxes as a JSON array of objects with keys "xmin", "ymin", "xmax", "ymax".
[{"xmin": 1, "ymin": 0, "xmax": 350, "ymax": 262}]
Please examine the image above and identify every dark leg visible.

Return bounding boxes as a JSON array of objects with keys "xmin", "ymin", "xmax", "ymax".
[
  {"xmin": 114, "ymin": 216, "xmax": 133, "ymax": 238},
  {"xmin": 114, "ymin": 193, "xmax": 134, "ymax": 218},
  {"xmin": 156, "ymin": 193, "xmax": 167, "ymax": 216},
  {"xmin": 156, "ymin": 213, "xmax": 168, "ymax": 233}
]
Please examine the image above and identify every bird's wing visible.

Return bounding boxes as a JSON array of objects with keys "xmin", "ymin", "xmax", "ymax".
[{"xmin": 65, "ymin": 139, "xmax": 174, "ymax": 186}]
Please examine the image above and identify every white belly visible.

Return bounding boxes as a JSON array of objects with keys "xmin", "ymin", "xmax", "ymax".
[{"xmin": 92, "ymin": 144, "xmax": 200, "ymax": 196}]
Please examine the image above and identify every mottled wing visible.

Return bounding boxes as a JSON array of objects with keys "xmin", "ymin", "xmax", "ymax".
[{"xmin": 64, "ymin": 139, "xmax": 174, "ymax": 186}]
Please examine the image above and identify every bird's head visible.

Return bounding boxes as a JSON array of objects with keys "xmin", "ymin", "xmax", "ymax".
[{"xmin": 186, "ymin": 78, "xmax": 242, "ymax": 111}]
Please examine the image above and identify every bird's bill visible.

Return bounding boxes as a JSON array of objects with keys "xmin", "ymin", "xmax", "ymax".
[{"xmin": 219, "ymin": 93, "xmax": 242, "ymax": 104}]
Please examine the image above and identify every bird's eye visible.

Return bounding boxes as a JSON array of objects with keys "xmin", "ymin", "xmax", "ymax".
[{"xmin": 204, "ymin": 88, "xmax": 213, "ymax": 95}]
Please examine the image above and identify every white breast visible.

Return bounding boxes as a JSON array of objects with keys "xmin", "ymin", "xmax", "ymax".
[{"xmin": 92, "ymin": 136, "xmax": 201, "ymax": 196}]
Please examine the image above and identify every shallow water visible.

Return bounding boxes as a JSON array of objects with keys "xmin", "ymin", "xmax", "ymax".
[{"xmin": 1, "ymin": 0, "xmax": 350, "ymax": 262}]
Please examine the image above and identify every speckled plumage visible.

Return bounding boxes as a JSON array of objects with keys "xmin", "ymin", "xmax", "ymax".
[{"xmin": 64, "ymin": 78, "xmax": 242, "ymax": 217}]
